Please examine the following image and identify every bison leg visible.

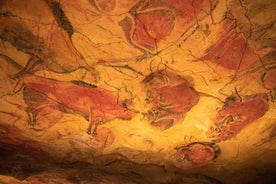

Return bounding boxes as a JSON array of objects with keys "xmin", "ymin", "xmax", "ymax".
[
  {"xmin": 86, "ymin": 107, "xmax": 103, "ymax": 135},
  {"xmin": 26, "ymin": 106, "xmax": 36, "ymax": 126}
]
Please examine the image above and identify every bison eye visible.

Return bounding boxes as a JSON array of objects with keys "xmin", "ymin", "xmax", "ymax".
[
  {"xmin": 145, "ymin": 90, "xmax": 154, "ymax": 104},
  {"xmin": 122, "ymin": 99, "xmax": 131, "ymax": 108},
  {"xmin": 122, "ymin": 101, "xmax": 127, "ymax": 108},
  {"xmin": 209, "ymin": 126, "xmax": 214, "ymax": 131},
  {"xmin": 145, "ymin": 98, "xmax": 151, "ymax": 104}
]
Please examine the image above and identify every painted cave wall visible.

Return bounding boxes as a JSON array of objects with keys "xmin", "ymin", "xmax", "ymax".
[{"xmin": 0, "ymin": 0, "xmax": 276, "ymax": 183}]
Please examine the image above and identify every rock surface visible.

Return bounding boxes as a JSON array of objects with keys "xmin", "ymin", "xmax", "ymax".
[{"xmin": 0, "ymin": 0, "xmax": 276, "ymax": 183}]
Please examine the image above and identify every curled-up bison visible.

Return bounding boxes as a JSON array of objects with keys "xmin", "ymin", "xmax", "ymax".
[
  {"xmin": 207, "ymin": 93, "xmax": 269, "ymax": 141},
  {"xmin": 175, "ymin": 142, "xmax": 220, "ymax": 166},
  {"xmin": 142, "ymin": 70, "xmax": 199, "ymax": 130}
]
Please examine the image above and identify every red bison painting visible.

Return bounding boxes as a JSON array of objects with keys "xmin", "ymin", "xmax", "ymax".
[
  {"xmin": 208, "ymin": 94, "xmax": 269, "ymax": 141},
  {"xmin": 21, "ymin": 75, "xmax": 137, "ymax": 135},
  {"xmin": 175, "ymin": 142, "xmax": 220, "ymax": 166},
  {"xmin": 142, "ymin": 70, "xmax": 199, "ymax": 130}
]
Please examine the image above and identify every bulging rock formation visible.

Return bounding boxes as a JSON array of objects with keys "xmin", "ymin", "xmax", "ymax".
[{"xmin": 0, "ymin": 0, "xmax": 275, "ymax": 183}]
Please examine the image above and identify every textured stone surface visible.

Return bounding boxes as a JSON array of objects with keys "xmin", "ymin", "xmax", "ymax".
[{"xmin": 0, "ymin": 0, "xmax": 276, "ymax": 183}]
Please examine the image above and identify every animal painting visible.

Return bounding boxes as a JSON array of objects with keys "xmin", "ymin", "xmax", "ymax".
[{"xmin": 21, "ymin": 75, "xmax": 137, "ymax": 135}]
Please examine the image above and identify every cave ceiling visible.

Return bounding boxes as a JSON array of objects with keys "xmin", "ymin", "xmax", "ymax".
[{"xmin": 0, "ymin": 0, "xmax": 276, "ymax": 183}]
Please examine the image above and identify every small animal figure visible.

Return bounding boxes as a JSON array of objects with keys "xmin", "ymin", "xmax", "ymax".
[{"xmin": 175, "ymin": 142, "xmax": 220, "ymax": 166}]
